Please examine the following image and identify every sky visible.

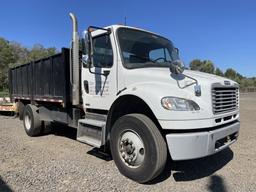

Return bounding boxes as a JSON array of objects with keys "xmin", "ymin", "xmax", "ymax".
[{"xmin": 0, "ymin": 0, "xmax": 255, "ymax": 77}]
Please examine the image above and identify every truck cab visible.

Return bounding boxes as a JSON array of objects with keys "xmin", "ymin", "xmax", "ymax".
[
  {"xmin": 80, "ymin": 24, "xmax": 240, "ymax": 181},
  {"xmin": 10, "ymin": 14, "xmax": 240, "ymax": 183}
]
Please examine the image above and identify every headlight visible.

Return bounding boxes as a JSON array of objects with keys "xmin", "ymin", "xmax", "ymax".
[{"xmin": 161, "ymin": 97, "xmax": 200, "ymax": 111}]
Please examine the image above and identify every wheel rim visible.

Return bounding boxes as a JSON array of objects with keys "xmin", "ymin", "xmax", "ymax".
[
  {"xmin": 119, "ymin": 130, "xmax": 145, "ymax": 168},
  {"xmin": 24, "ymin": 112, "xmax": 31, "ymax": 130}
]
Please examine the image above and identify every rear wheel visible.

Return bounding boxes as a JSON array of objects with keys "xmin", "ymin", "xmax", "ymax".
[
  {"xmin": 18, "ymin": 102, "xmax": 25, "ymax": 120},
  {"xmin": 23, "ymin": 104, "xmax": 42, "ymax": 136},
  {"xmin": 110, "ymin": 114, "xmax": 167, "ymax": 183}
]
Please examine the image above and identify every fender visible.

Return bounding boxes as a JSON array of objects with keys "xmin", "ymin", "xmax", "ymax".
[{"xmin": 116, "ymin": 81, "xmax": 214, "ymax": 121}]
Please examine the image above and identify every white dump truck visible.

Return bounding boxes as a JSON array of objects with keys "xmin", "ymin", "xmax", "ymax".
[{"xmin": 8, "ymin": 13, "xmax": 240, "ymax": 183}]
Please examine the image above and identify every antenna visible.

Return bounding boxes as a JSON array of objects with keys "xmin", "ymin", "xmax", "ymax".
[{"xmin": 124, "ymin": 16, "xmax": 127, "ymax": 26}]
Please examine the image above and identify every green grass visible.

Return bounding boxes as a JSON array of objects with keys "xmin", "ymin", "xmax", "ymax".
[{"xmin": 0, "ymin": 91, "xmax": 9, "ymax": 98}]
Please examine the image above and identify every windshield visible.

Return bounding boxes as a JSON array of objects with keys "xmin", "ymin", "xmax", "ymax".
[{"xmin": 117, "ymin": 28, "xmax": 180, "ymax": 69}]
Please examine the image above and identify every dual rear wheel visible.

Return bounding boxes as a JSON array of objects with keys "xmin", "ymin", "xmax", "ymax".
[{"xmin": 23, "ymin": 104, "xmax": 51, "ymax": 136}]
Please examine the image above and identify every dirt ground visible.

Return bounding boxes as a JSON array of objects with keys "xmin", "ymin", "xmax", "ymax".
[{"xmin": 0, "ymin": 93, "xmax": 255, "ymax": 192}]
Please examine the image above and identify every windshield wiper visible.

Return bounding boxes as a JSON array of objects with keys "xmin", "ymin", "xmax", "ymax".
[
  {"xmin": 131, "ymin": 55, "xmax": 156, "ymax": 63},
  {"xmin": 126, "ymin": 62, "xmax": 169, "ymax": 69}
]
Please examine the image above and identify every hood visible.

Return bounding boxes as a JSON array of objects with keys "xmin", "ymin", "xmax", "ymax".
[
  {"xmin": 124, "ymin": 67, "xmax": 236, "ymax": 88},
  {"xmin": 122, "ymin": 67, "xmax": 239, "ymax": 122}
]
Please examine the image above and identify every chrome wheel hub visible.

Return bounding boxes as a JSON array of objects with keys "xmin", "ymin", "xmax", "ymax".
[
  {"xmin": 119, "ymin": 130, "xmax": 145, "ymax": 168},
  {"xmin": 24, "ymin": 113, "xmax": 31, "ymax": 130}
]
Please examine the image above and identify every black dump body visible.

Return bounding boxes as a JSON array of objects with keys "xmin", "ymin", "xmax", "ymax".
[{"xmin": 9, "ymin": 48, "xmax": 71, "ymax": 107}]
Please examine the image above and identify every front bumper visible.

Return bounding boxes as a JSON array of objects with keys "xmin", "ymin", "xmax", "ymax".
[{"xmin": 165, "ymin": 121, "xmax": 240, "ymax": 160}]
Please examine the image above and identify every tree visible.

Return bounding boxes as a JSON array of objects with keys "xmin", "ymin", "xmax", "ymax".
[
  {"xmin": 189, "ymin": 59, "xmax": 202, "ymax": 71},
  {"xmin": 28, "ymin": 44, "xmax": 57, "ymax": 61},
  {"xmin": 201, "ymin": 60, "xmax": 214, "ymax": 74},
  {"xmin": 215, "ymin": 68, "xmax": 224, "ymax": 76},
  {"xmin": 0, "ymin": 37, "xmax": 58, "ymax": 91},
  {"xmin": 0, "ymin": 38, "xmax": 17, "ymax": 90},
  {"xmin": 9, "ymin": 42, "xmax": 30, "ymax": 67},
  {"xmin": 190, "ymin": 58, "xmax": 256, "ymax": 92},
  {"xmin": 252, "ymin": 77, "xmax": 256, "ymax": 87},
  {"xmin": 224, "ymin": 68, "xmax": 237, "ymax": 80},
  {"xmin": 189, "ymin": 59, "xmax": 215, "ymax": 74}
]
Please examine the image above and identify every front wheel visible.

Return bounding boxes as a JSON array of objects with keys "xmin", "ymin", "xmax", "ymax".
[{"xmin": 110, "ymin": 114, "xmax": 167, "ymax": 183}]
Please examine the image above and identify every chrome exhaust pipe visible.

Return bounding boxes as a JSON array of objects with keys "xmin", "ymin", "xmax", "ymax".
[{"xmin": 69, "ymin": 13, "xmax": 80, "ymax": 106}]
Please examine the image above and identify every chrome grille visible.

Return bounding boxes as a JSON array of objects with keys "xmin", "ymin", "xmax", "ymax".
[{"xmin": 212, "ymin": 85, "xmax": 239, "ymax": 114}]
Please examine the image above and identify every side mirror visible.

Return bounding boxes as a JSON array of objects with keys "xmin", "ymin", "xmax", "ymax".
[
  {"xmin": 86, "ymin": 26, "xmax": 111, "ymax": 69},
  {"xmin": 87, "ymin": 29, "xmax": 94, "ymax": 69},
  {"xmin": 86, "ymin": 26, "xmax": 112, "ymax": 77},
  {"xmin": 82, "ymin": 54, "xmax": 89, "ymax": 68},
  {"xmin": 174, "ymin": 47, "xmax": 179, "ymax": 55},
  {"xmin": 169, "ymin": 60, "xmax": 185, "ymax": 74},
  {"xmin": 80, "ymin": 38, "xmax": 86, "ymax": 55}
]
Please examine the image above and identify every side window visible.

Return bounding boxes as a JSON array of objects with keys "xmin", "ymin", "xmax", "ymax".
[
  {"xmin": 92, "ymin": 35, "xmax": 113, "ymax": 68},
  {"xmin": 149, "ymin": 48, "xmax": 171, "ymax": 62}
]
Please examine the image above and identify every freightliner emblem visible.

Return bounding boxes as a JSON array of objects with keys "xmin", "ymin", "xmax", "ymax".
[{"xmin": 224, "ymin": 81, "xmax": 231, "ymax": 86}]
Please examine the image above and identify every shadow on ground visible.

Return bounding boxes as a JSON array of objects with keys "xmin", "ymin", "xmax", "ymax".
[
  {"xmin": 50, "ymin": 123, "xmax": 112, "ymax": 161},
  {"xmin": 207, "ymin": 175, "xmax": 228, "ymax": 192},
  {"xmin": 148, "ymin": 148, "xmax": 233, "ymax": 184},
  {"xmin": 51, "ymin": 123, "xmax": 77, "ymax": 140},
  {"xmin": 0, "ymin": 112, "xmax": 15, "ymax": 116},
  {"xmin": 48, "ymin": 123, "xmax": 234, "ymax": 185},
  {"xmin": 0, "ymin": 176, "xmax": 13, "ymax": 192}
]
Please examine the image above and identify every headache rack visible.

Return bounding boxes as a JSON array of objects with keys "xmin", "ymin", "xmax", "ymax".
[{"xmin": 212, "ymin": 84, "xmax": 239, "ymax": 114}]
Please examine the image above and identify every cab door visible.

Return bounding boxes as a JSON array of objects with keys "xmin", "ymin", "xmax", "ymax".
[{"xmin": 81, "ymin": 30, "xmax": 117, "ymax": 110}]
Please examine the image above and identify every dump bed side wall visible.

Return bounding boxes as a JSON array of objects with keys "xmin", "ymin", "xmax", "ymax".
[{"xmin": 9, "ymin": 48, "xmax": 71, "ymax": 107}]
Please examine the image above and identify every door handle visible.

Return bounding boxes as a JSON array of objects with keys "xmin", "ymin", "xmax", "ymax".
[{"xmin": 84, "ymin": 80, "xmax": 89, "ymax": 93}]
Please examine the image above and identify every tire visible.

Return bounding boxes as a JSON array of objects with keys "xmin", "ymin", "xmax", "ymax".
[
  {"xmin": 23, "ymin": 104, "xmax": 42, "ymax": 137},
  {"xmin": 18, "ymin": 102, "xmax": 25, "ymax": 120},
  {"xmin": 110, "ymin": 114, "xmax": 167, "ymax": 183}
]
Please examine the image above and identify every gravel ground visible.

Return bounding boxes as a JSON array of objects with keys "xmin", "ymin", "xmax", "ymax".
[{"xmin": 0, "ymin": 93, "xmax": 256, "ymax": 192}]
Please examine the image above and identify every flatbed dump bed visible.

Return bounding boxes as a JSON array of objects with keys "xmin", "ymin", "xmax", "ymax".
[{"xmin": 9, "ymin": 48, "xmax": 71, "ymax": 107}]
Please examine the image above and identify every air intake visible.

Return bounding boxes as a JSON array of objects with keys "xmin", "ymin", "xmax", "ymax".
[{"xmin": 212, "ymin": 84, "xmax": 239, "ymax": 114}]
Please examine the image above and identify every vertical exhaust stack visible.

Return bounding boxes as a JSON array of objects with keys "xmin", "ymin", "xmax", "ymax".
[{"xmin": 69, "ymin": 13, "xmax": 80, "ymax": 106}]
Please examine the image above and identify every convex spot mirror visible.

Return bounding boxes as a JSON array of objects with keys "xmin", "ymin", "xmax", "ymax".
[{"xmin": 169, "ymin": 60, "xmax": 185, "ymax": 74}]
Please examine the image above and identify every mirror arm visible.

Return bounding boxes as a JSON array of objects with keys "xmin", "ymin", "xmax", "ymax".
[
  {"xmin": 176, "ymin": 74, "xmax": 198, "ymax": 89},
  {"xmin": 88, "ymin": 65, "xmax": 110, "ymax": 77}
]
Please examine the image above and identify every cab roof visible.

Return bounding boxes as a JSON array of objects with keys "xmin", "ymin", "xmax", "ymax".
[{"xmin": 83, "ymin": 24, "xmax": 160, "ymax": 37}]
